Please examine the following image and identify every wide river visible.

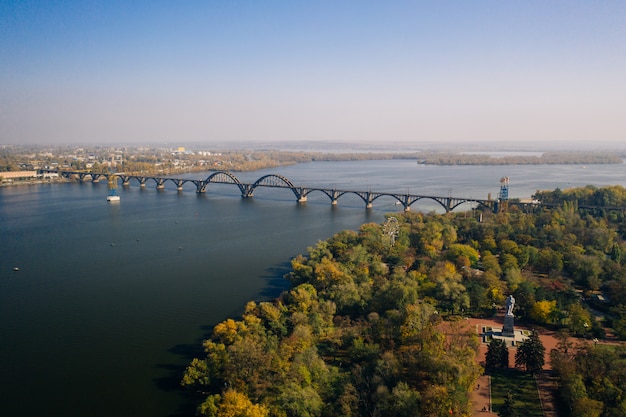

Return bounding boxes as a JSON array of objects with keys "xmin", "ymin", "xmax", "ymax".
[{"xmin": 1, "ymin": 159, "xmax": 625, "ymax": 416}]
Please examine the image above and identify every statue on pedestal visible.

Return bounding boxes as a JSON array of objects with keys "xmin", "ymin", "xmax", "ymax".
[
  {"xmin": 505, "ymin": 295, "xmax": 515, "ymax": 316},
  {"xmin": 503, "ymin": 295, "xmax": 515, "ymax": 337}
]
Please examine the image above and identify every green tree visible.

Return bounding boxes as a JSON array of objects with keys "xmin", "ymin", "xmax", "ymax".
[
  {"xmin": 485, "ymin": 338, "xmax": 509, "ymax": 371},
  {"xmin": 571, "ymin": 397, "xmax": 603, "ymax": 417},
  {"xmin": 446, "ymin": 243, "xmax": 480, "ymax": 268},
  {"xmin": 428, "ymin": 261, "xmax": 469, "ymax": 313},
  {"xmin": 277, "ymin": 382, "xmax": 323, "ymax": 417},
  {"xmin": 498, "ymin": 391, "xmax": 516, "ymax": 417},
  {"xmin": 567, "ymin": 303, "xmax": 592, "ymax": 336},
  {"xmin": 515, "ymin": 330, "xmax": 545, "ymax": 374}
]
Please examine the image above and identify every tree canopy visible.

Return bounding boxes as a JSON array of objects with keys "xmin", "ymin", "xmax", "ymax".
[{"xmin": 183, "ymin": 185, "xmax": 626, "ymax": 416}]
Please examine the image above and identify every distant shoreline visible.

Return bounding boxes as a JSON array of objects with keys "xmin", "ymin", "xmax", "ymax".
[{"xmin": 1, "ymin": 151, "xmax": 623, "ymax": 188}]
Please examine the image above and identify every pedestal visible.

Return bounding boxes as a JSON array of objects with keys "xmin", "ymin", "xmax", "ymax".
[{"xmin": 502, "ymin": 314, "xmax": 515, "ymax": 337}]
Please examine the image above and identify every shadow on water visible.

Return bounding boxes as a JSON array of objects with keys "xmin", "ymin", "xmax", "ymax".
[
  {"xmin": 154, "ymin": 261, "xmax": 295, "ymax": 416},
  {"xmin": 154, "ymin": 337, "xmax": 212, "ymax": 416},
  {"xmin": 259, "ymin": 261, "xmax": 293, "ymax": 298}
]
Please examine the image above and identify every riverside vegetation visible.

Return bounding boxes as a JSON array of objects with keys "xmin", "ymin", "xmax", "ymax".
[{"xmin": 181, "ymin": 185, "xmax": 626, "ymax": 417}]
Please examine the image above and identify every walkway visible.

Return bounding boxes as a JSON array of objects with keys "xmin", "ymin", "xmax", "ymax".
[{"xmin": 471, "ymin": 374, "xmax": 497, "ymax": 416}]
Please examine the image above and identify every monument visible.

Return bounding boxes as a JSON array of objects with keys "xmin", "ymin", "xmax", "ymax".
[{"xmin": 502, "ymin": 295, "xmax": 515, "ymax": 337}]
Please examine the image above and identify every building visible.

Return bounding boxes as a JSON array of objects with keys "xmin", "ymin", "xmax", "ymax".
[{"xmin": 0, "ymin": 171, "xmax": 37, "ymax": 181}]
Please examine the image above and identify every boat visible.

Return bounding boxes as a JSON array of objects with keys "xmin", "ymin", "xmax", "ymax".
[{"xmin": 107, "ymin": 175, "xmax": 120, "ymax": 202}]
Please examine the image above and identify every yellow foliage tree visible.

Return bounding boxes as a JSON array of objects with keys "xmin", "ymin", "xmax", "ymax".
[
  {"xmin": 198, "ymin": 389, "xmax": 269, "ymax": 417},
  {"xmin": 530, "ymin": 300, "xmax": 557, "ymax": 324},
  {"xmin": 314, "ymin": 257, "xmax": 346, "ymax": 289},
  {"xmin": 214, "ymin": 319, "xmax": 245, "ymax": 344}
]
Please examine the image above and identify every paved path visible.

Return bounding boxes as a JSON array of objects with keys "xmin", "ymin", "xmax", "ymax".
[{"xmin": 470, "ymin": 374, "xmax": 497, "ymax": 416}]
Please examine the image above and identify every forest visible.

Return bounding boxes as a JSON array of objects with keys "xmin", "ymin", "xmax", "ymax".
[{"xmin": 182, "ymin": 185, "xmax": 626, "ymax": 417}]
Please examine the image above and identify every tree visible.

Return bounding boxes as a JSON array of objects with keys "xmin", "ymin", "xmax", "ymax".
[
  {"xmin": 198, "ymin": 389, "xmax": 269, "ymax": 417},
  {"xmin": 515, "ymin": 330, "xmax": 545, "ymax": 374},
  {"xmin": 571, "ymin": 397, "xmax": 603, "ymax": 417},
  {"xmin": 446, "ymin": 243, "xmax": 480, "ymax": 267},
  {"xmin": 567, "ymin": 303, "xmax": 592, "ymax": 336},
  {"xmin": 485, "ymin": 338, "xmax": 509, "ymax": 371},
  {"xmin": 277, "ymin": 382, "xmax": 323, "ymax": 417},
  {"xmin": 498, "ymin": 391, "xmax": 516, "ymax": 417},
  {"xmin": 529, "ymin": 300, "xmax": 557, "ymax": 324}
]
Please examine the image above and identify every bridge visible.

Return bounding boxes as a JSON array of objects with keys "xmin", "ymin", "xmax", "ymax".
[{"xmin": 42, "ymin": 169, "xmax": 548, "ymax": 213}]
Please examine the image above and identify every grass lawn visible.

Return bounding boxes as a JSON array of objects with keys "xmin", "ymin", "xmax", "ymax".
[{"xmin": 490, "ymin": 369, "xmax": 543, "ymax": 416}]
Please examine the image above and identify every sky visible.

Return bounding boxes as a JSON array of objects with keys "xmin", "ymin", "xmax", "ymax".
[{"xmin": 1, "ymin": 1, "xmax": 625, "ymax": 146}]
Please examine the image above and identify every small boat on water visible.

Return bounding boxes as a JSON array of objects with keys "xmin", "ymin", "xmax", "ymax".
[{"xmin": 107, "ymin": 175, "xmax": 120, "ymax": 202}]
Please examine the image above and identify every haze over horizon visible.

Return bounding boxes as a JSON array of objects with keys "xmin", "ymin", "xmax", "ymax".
[{"xmin": 2, "ymin": 1, "xmax": 625, "ymax": 146}]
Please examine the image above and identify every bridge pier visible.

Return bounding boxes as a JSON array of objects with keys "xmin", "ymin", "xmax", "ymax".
[
  {"xmin": 242, "ymin": 184, "xmax": 254, "ymax": 198},
  {"xmin": 365, "ymin": 192, "xmax": 374, "ymax": 209},
  {"xmin": 296, "ymin": 187, "xmax": 308, "ymax": 204}
]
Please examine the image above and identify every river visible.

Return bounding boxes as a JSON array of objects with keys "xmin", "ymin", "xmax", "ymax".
[{"xmin": 1, "ymin": 159, "xmax": 625, "ymax": 416}]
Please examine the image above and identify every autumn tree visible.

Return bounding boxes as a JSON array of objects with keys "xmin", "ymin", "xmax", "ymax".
[
  {"xmin": 529, "ymin": 300, "xmax": 557, "ymax": 324},
  {"xmin": 197, "ymin": 389, "xmax": 269, "ymax": 417}
]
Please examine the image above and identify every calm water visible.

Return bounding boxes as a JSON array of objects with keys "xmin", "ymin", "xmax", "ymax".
[{"xmin": 1, "ymin": 160, "xmax": 625, "ymax": 416}]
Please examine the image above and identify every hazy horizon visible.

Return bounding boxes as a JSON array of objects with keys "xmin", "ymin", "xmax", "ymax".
[{"xmin": 2, "ymin": 1, "xmax": 625, "ymax": 146}]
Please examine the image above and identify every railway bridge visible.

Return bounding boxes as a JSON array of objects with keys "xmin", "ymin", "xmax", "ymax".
[{"xmin": 44, "ymin": 169, "xmax": 545, "ymax": 213}]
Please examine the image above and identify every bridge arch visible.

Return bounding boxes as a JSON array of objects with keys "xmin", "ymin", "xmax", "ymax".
[
  {"xmin": 323, "ymin": 190, "xmax": 372, "ymax": 206},
  {"xmin": 249, "ymin": 174, "xmax": 300, "ymax": 199},
  {"xmin": 301, "ymin": 188, "xmax": 355, "ymax": 204},
  {"xmin": 405, "ymin": 196, "xmax": 451, "ymax": 213},
  {"xmin": 198, "ymin": 171, "xmax": 246, "ymax": 194},
  {"xmin": 165, "ymin": 178, "xmax": 197, "ymax": 190}
]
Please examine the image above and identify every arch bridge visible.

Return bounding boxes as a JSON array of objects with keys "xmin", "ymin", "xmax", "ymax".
[{"xmin": 46, "ymin": 169, "xmax": 546, "ymax": 213}]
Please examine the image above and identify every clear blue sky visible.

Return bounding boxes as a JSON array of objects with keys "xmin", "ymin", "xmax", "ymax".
[{"xmin": 1, "ymin": 1, "xmax": 625, "ymax": 145}]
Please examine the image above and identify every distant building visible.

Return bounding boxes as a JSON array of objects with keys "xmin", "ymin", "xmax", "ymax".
[
  {"xmin": 1, "ymin": 171, "xmax": 59, "ymax": 182},
  {"xmin": 1, "ymin": 171, "xmax": 37, "ymax": 181}
]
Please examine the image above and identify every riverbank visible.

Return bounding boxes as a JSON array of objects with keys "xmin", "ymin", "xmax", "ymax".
[{"xmin": 0, "ymin": 178, "xmax": 69, "ymax": 187}]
